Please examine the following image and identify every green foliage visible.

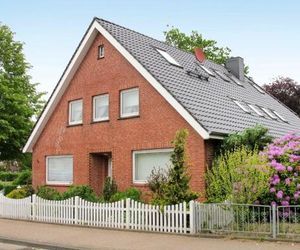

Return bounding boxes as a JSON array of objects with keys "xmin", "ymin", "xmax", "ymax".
[
  {"xmin": 13, "ymin": 170, "xmax": 31, "ymax": 185},
  {"xmin": 3, "ymin": 184, "xmax": 17, "ymax": 195},
  {"xmin": 103, "ymin": 177, "xmax": 118, "ymax": 202},
  {"xmin": 6, "ymin": 185, "xmax": 33, "ymax": 199},
  {"xmin": 206, "ymin": 147, "xmax": 271, "ymax": 204},
  {"xmin": 0, "ymin": 23, "xmax": 45, "ymax": 161},
  {"xmin": 36, "ymin": 186, "xmax": 62, "ymax": 200},
  {"xmin": 220, "ymin": 125, "xmax": 273, "ymax": 153},
  {"xmin": 0, "ymin": 183, "xmax": 3, "ymax": 190},
  {"xmin": 62, "ymin": 185, "xmax": 98, "ymax": 202},
  {"xmin": 0, "ymin": 171, "xmax": 19, "ymax": 181},
  {"xmin": 110, "ymin": 188, "xmax": 141, "ymax": 202},
  {"xmin": 149, "ymin": 129, "xmax": 198, "ymax": 205}
]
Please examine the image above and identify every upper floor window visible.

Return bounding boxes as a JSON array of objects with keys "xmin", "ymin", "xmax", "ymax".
[
  {"xmin": 93, "ymin": 94, "xmax": 109, "ymax": 122},
  {"xmin": 69, "ymin": 99, "xmax": 83, "ymax": 125},
  {"xmin": 98, "ymin": 45, "xmax": 104, "ymax": 59},
  {"xmin": 120, "ymin": 88, "xmax": 139, "ymax": 118},
  {"xmin": 156, "ymin": 48, "xmax": 181, "ymax": 67}
]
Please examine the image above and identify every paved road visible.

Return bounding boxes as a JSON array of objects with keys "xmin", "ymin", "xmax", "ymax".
[
  {"xmin": 0, "ymin": 218, "xmax": 298, "ymax": 250},
  {"xmin": 0, "ymin": 242, "xmax": 43, "ymax": 250}
]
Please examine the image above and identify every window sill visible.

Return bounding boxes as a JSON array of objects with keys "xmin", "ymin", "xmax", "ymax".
[
  {"xmin": 46, "ymin": 183, "xmax": 72, "ymax": 187},
  {"xmin": 67, "ymin": 123, "xmax": 83, "ymax": 128},
  {"xmin": 118, "ymin": 115, "xmax": 140, "ymax": 120},
  {"xmin": 90, "ymin": 120, "xmax": 110, "ymax": 124}
]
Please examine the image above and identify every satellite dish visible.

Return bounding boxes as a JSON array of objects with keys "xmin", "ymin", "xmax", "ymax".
[{"xmin": 194, "ymin": 48, "xmax": 205, "ymax": 63}]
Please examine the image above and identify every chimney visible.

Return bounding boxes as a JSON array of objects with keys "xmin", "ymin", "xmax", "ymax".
[
  {"xmin": 225, "ymin": 57, "xmax": 245, "ymax": 82},
  {"xmin": 194, "ymin": 48, "xmax": 205, "ymax": 63}
]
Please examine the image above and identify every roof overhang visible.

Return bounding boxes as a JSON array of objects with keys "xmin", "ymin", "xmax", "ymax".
[{"xmin": 23, "ymin": 19, "xmax": 210, "ymax": 152}]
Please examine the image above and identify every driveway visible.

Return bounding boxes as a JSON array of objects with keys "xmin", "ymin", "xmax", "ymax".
[{"xmin": 0, "ymin": 218, "xmax": 298, "ymax": 250}]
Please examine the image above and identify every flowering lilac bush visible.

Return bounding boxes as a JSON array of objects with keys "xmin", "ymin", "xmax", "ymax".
[{"xmin": 263, "ymin": 132, "xmax": 300, "ymax": 206}]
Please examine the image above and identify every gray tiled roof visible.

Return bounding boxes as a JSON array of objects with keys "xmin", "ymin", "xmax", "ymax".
[{"xmin": 97, "ymin": 18, "xmax": 300, "ymax": 138}]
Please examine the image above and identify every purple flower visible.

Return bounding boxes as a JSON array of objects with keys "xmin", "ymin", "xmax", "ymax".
[
  {"xmin": 297, "ymin": 184, "xmax": 300, "ymax": 190},
  {"xmin": 281, "ymin": 200, "xmax": 289, "ymax": 206},
  {"xmin": 289, "ymin": 154, "xmax": 300, "ymax": 163},
  {"xmin": 287, "ymin": 166, "xmax": 293, "ymax": 172},
  {"xmin": 270, "ymin": 187, "xmax": 276, "ymax": 193},
  {"xmin": 294, "ymin": 192, "xmax": 300, "ymax": 200},
  {"xmin": 276, "ymin": 190, "xmax": 283, "ymax": 199},
  {"xmin": 294, "ymin": 172, "xmax": 298, "ymax": 177},
  {"xmin": 271, "ymin": 201, "xmax": 277, "ymax": 206},
  {"xmin": 285, "ymin": 196, "xmax": 291, "ymax": 201},
  {"xmin": 285, "ymin": 178, "xmax": 291, "ymax": 186}
]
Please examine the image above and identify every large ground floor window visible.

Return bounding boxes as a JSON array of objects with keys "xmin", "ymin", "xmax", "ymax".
[
  {"xmin": 133, "ymin": 149, "xmax": 172, "ymax": 184},
  {"xmin": 46, "ymin": 155, "xmax": 73, "ymax": 185}
]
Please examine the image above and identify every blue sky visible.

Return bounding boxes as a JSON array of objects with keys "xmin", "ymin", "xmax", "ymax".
[{"xmin": 1, "ymin": 0, "xmax": 300, "ymax": 98}]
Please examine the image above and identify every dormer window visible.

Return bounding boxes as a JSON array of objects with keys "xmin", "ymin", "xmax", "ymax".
[
  {"xmin": 98, "ymin": 45, "xmax": 104, "ymax": 59},
  {"xmin": 156, "ymin": 48, "xmax": 181, "ymax": 67}
]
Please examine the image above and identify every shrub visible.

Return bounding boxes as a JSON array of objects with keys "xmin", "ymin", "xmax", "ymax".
[
  {"xmin": 262, "ymin": 132, "xmax": 300, "ymax": 206},
  {"xmin": 220, "ymin": 125, "xmax": 273, "ymax": 153},
  {"xmin": 110, "ymin": 188, "xmax": 141, "ymax": 202},
  {"xmin": 148, "ymin": 168, "xmax": 168, "ymax": 203},
  {"xmin": 103, "ymin": 177, "xmax": 118, "ymax": 202},
  {"xmin": 206, "ymin": 147, "xmax": 271, "ymax": 204},
  {"xmin": 3, "ymin": 184, "xmax": 17, "ymax": 195},
  {"xmin": 0, "ymin": 183, "xmax": 3, "ymax": 191},
  {"xmin": 37, "ymin": 186, "xmax": 62, "ymax": 200},
  {"xmin": 13, "ymin": 170, "xmax": 32, "ymax": 185},
  {"xmin": 62, "ymin": 185, "xmax": 98, "ymax": 202},
  {"xmin": 6, "ymin": 186, "xmax": 33, "ymax": 199},
  {"xmin": 0, "ymin": 172, "xmax": 19, "ymax": 182}
]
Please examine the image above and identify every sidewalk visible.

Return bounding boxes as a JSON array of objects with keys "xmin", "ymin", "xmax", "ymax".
[{"xmin": 0, "ymin": 219, "xmax": 298, "ymax": 250}]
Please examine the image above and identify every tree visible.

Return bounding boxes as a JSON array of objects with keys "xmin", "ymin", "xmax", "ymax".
[
  {"xmin": 0, "ymin": 24, "xmax": 44, "ymax": 161},
  {"xmin": 264, "ymin": 77, "xmax": 300, "ymax": 117},
  {"xmin": 219, "ymin": 125, "xmax": 273, "ymax": 154}
]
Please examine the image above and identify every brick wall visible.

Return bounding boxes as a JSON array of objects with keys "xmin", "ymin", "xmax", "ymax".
[{"xmin": 32, "ymin": 32, "xmax": 207, "ymax": 195}]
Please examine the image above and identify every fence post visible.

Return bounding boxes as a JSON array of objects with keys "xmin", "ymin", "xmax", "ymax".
[
  {"xmin": 189, "ymin": 200, "xmax": 195, "ymax": 234},
  {"xmin": 126, "ymin": 198, "xmax": 130, "ymax": 229},
  {"xmin": 32, "ymin": 194, "xmax": 36, "ymax": 221},
  {"xmin": 74, "ymin": 196, "xmax": 79, "ymax": 225},
  {"xmin": 272, "ymin": 204, "xmax": 276, "ymax": 239}
]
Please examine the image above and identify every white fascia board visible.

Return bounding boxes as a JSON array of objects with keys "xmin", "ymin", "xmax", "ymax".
[{"xmin": 23, "ymin": 20, "xmax": 209, "ymax": 152}]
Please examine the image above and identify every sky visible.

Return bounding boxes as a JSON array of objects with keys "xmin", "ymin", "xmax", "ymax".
[{"xmin": 1, "ymin": 0, "xmax": 300, "ymax": 99}]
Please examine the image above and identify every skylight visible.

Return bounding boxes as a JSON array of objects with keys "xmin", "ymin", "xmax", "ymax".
[
  {"xmin": 262, "ymin": 107, "xmax": 277, "ymax": 119},
  {"xmin": 248, "ymin": 104, "xmax": 264, "ymax": 116},
  {"xmin": 214, "ymin": 69, "xmax": 230, "ymax": 82},
  {"xmin": 273, "ymin": 111, "xmax": 288, "ymax": 122},
  {"xmin": 199, "ymin": 65, "xmax": 215, "ymax": 76},
  {"xmin": 156, "ymin": 49, "xmax": 181, "ymax": 67},
  {"xmin": 233, "ymin": 100, "xmax": 250, "ymax": 113},
  {"xmin": 251, "ymin": 82, "xmax": 265, "ymax": 94},
  {"xmin": 227, "ymin": 74, "xmax": 243, "ymax": 86}
]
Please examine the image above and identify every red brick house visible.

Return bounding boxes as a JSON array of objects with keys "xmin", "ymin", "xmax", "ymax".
[{"xmin": 23, "ymin": 18, "xmax": 300, "ymax": 195}]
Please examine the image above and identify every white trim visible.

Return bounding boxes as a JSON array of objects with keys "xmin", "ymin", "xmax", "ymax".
[
  {"xmin": 273, "ymin": 110, "xmax": 288, "ymax": 122},
  {"xmin": 262, "ymin": 107, "xmax": 277, "ymax": 119},
  {"xmin": 233, "ymin": 100, "xmax": 250, "ymax": 113},
  {"xmin": 46, "ymin": 155, "xmax": 73, "ymax": 185},
  {"xmin": 248, "ymin": 104, "xmax": 264, "ymax": 117},
  {"xmin": 98, "ymin": 45, "xmax": 105, "ymax": 59},
  {"xmin": 199, "ymin": 65, "xmax": 215, "ymax": 77},
  {"xmin": 120, "ymin": 88, "xmax": 139, "ymax": 118},
  {"xmin": 132, "ymin": 148, "xmax": 173, "ymax": 184},
  {"xmin": 156, "ymin": 48, "xmax": 181, "ymax": 67},
  {"xmin": 23, "ymin": 19, "xmax": 210, "ymax": 152},
  {"xmin": 108, "ymin": 157, "xmax": 112, "ymax": 178},
  {"xmin": 69, "ymin": 99, "xmax": 83, "ymax": 125},
  {"xmin": 93, "ymin": 94, "xmax": 109, "ymax": 122}
]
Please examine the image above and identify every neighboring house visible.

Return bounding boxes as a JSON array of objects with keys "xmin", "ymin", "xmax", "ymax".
[{"xmin": 23, "ymin": 18, "xmax": 300, "ymax": 195}]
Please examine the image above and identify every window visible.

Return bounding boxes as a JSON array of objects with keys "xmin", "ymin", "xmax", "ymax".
[
  {"xmin": 233, "ymin": 100, "xmax": 250, "ymax": 113},
  {"xmin": 156, "ymin": 48, "xmax": 181, "ymax": 67},
  {"xmin": 227, "ymin": 74, "xmax": 243, "ymax": 86},
  {"xmin": 199, "ymin": 65, "xmax": 215, "ymax": 76},
  {"xmin": 262, "ymin": 107, "xmax": 277, "ymax": 119},
  {"xmin": 69, "ymin": 99, "xmax": 83, "ymax": 125},
  {"xmin": 248, "ymin": 104, "xmax": 264, "ymax": 116},
  {"xmin": 46, "ymin": 156, "xmax": 73, "ymax": 185},
  {"xmin": 120, "ymin": 88, "xmax": 139, "ymax": 118},
  {"xmin": 251, "ymin": 83, "xmax": 265, "ymax": 94},
  {"xmin": 273, "ymin": 111, "xmax": 288, "ymax": 122},
  {"xmin": 133, "ymin": 149, "xmax": 172, "ymax": 183},
  {"xmin": 214, "ymin": 69, "xmax": 230, "ymax": 82},
  {"xmin": 93, "ymin": 94, "xmax": 109, "ymax": 121},
  {"xmin": 98, "ymin": 45, "xmax": 104, "ymax": 59}
]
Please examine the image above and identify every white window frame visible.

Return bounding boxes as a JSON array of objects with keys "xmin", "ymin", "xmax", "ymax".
[
  {"xmin": 248, "ymin": 104, "xmax": 264, "ymax": 117},
  {"xmin": 69, "ymin": 99, "xmax": 83, "ymax": 125},
  {"xmin": 132, "ymin": 148, "xmax": 172, "ymax": 184},
  {"xmin": 199, "ymin": 65, "xmax": 215, "ymax": 76},
  {"xmin": 120, "ymin": 88, "xmax": 139, "ymax": 118},
  {"xmin": 98, "ymin": 45, "xmax": 104, "ymax": 59},
  {"xmin": 252, "ymin": 83, "xmax": 265, "ymax": 94},
  {"xmin": 46, "ymin": 155, "xmax": 73, "ymax": 185},
  {"xmin": 93, "ymin": 94, "xmax": 109, "ymax": 122},
  {"xmin": 156, "ymin": 48, "xmax": 181, "ymax": 67},
  {"xmin": 273, "ymin": 111, "xmax": 288, "ymax": 122},
  {"xmin": 233, "ymin": 100, "xmax": 250, "ymax": 113},
  {"xmin": 214, "ymin": 69, "xmax": 230, "ymax": 82},
  {"xmin": 262, "ymin": 107, "xmax": 277, "ymax": 119}
]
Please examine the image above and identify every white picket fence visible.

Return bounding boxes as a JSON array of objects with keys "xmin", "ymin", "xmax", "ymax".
[{"xmin": 0, "ymin": 194, "xmax": 193, "ymax": 234}]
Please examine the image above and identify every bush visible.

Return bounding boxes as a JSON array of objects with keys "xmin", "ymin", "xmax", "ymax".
[
  {"xmin": 0, "ymin": 183, "xmax": 3, "ymax": 191},
  {"xmin": 0, "ymin": 172, "xmax": 19, "ymax": 182},
  {"xmin": 37, "ymin": 186, "xmax": 62, "ymax": 200},
  {"xmin": 3, "ymin": 184, "xmax": 17, "ymax": 195},
  {"xmin": 13, "ymin": 170, "xmax": 31, "ymax": 185},
  {"xmin": 206, "ymin": 147, "xmax": 271, "ymax": 204},
  {"xmin": 103, "ymin": 177, "xmax": 118, "ymax": 202},
  {"xmin": 262, "ymin": 132, "xmax": 300, "ymax": 206},
  {"xmin": 62, "ymin": 185, "xmax": 98, "ymax": 202},
  {"xmin": 110, "ymin": 188, "xmax": 141, "ymax": 202},
  {"xmin": 6, "ymin": 186, "xmax": 33, "ymax": 199}
]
